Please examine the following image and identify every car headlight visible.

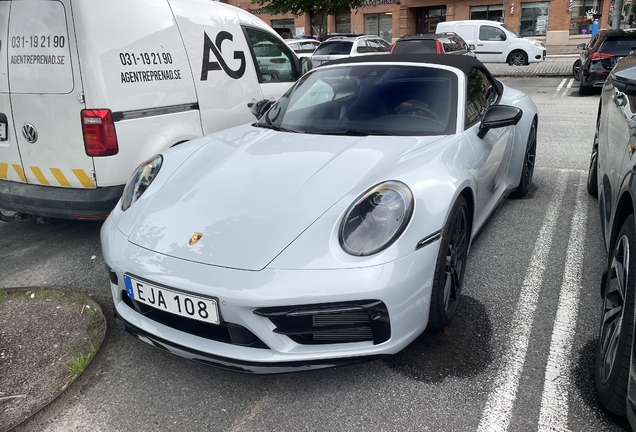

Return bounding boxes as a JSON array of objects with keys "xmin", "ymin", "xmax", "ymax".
[
  {"xmin": 340, "ymin": 181, "xmax": 414, "ymax": 256},
  {"xmin": 121, "ymin": 154, "xmax": 163, "ymax": 211},
  {"xmin": 531, "ymin": 40, "xmax": 545, "ymax": 48}
]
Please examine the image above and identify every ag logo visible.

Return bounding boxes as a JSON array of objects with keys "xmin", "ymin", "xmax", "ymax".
[{"xmin": 200, "ymin": 31, "xmax": 246, "ymax": 81}]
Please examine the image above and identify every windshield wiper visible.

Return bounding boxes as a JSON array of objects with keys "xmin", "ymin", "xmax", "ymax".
[
  {"xmin": 310, "ymin": 129, "xmax": 391, "ymax": 136},
  {"xmin": 253, "ymin": 123, "xmax": 300, "ymax": 133}
]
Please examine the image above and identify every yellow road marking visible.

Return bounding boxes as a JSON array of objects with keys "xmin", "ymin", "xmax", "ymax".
[
  {"xmin": 72, "ymin": 169, "xmax": 95, "ymax": 188},
  {"xmin": 30, "ymin": 166, "xmax": 51, "ymax": 185},
  {"xmin": 0, "ymin": 163, "xmax": 7, "ymax": 179},
  {"xmin": 50, "ymin": 168, "xmax": 71, "ymax": 187},
  {"xmin": 12, "ymin": 164, "xmax": 26, "ymax": 183}
]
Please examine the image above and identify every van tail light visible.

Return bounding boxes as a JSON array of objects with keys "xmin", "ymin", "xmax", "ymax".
[
  {"xmin": 591, "ymin": 52, "xmax": 614, "ymax": 60},
  {"xmin": 436, "ymin": 40, "xmax": 443, "ymax": 54},
  {"xmin": 81, "ymin": 109, "xmax": 119, "ymax": 156}
]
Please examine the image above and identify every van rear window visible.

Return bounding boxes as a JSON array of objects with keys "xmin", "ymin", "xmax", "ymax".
[{"xmin": 8, "ymin": 1, "xmax": 74, "ymax": 94}]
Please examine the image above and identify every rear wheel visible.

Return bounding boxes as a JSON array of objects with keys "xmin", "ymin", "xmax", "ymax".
[
  {"xmin": 595, "ymin": 215, "xmax": 636, "ymax": 416},
  {"xmin": 428, "ymin": 196, "xmax": 469, "ymax": 328},
  {"xmin": 511, "ymin": 119, "xmax": 537, "ymax": 198},
  {"xmin": 508, "ymin": 51, "xmax": 528, "ymax": 66}
]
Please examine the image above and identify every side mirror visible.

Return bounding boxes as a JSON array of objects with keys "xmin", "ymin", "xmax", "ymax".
[
  {"xmin": 500, "ymin": 33, "xmax": 507, "ymax": 41},
  {"xmin": 469, "ymin": 44, "xmax": 476, "ymax": 51},
  {"xmin": 610, "ymin": 74, "xmax": 636, "ymax": 96},
  {"xmin": 478, "ymin": 105, "xmax": 523, "ymax": 139},
  {"xmin": 577, "ymin": 43, "xmax": 587, "ymax": 50},
  {"xmin": 249, "ymin": 99, "xmax": 273, "ymax": 120}
]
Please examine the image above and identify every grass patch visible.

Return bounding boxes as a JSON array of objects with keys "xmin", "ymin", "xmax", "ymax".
[
  {"xmin": 0, "ymin": 289, "xmax": 6, "ymax": 302},
  {"xmin": 72, "ymin": 294, "xmax": 86, "ymax": 305},
  {"xmin": 85, "ymin": 308, "xmax": 102, "ymax": 333},
  {"xmin": 65, "ymin": 342, "xmax": 100, "ymax": 388}
]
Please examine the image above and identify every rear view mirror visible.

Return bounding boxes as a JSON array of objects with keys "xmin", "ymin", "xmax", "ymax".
[
  {"xmin": 577, "ymin": 43, "xmax": 587, "ymax": 49},
  {"xmin": 469, "ymin": 44, "xmax": 476, "ymax": 51},
  {"xmin": 249, "ymin": 99, "xmax": 273, "ymax": 120},
  {"xmin": 500, "ymin": 33, "xmax": 507, "ymax": 41},
  {"xmin": 610, "ymin": 75, "xmax": 636, "ymax": 97},
  {"xmin": 478, "ymin": 105, "xmax": 522, "ymax": 138}
]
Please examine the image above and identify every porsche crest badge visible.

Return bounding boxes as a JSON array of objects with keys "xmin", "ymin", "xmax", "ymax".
[{"xmin": 189, "ymin": 232, "xmax": 204, "ymax": 245}]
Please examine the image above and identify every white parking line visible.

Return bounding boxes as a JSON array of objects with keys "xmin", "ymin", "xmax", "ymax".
[
  {"xmin": 538, "ymin": 172, "xmax": 587, "ymax": 431},
  {"xmin": 554, "ymin": 78, "xmax": 567, "ymax": 97},
  {"xmin": 477, "ymin": 171, "xmax": 569, "ymax": 432},
  {"xmin": 562, "ymin": 78, "xmax": 575, "ymax": 97}
]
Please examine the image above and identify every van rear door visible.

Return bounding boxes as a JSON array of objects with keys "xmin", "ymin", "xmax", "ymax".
[
  {"xmin": 0, "ymin": 2, "xmax": 27, "ymax": 185},
  {"xmin": 6, "ymin": 0, "xmax": 92, "ymax": 190}
]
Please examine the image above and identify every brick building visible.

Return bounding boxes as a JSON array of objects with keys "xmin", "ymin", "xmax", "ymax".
[{"xmin": 226, "ymin": 0, "xmax": 628, "ymax": 46}]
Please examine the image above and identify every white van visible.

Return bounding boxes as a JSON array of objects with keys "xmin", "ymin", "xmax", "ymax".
[
  {"xmin": 436, "ymin": 20, "xmax": 546, "ymax": 66},
  {"xmin": 0, "ymin": 0, "xmax": 307, "ymax": 220}
]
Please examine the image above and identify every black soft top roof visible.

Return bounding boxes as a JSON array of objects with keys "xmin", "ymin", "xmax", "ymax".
[{"xmin": 322, "ymin": 53, "xmax": 487, "ymax": 76}]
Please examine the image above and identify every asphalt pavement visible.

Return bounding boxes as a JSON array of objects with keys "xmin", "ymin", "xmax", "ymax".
[{"xmin": 485, "ymin": 46, "xmax": 579, "ymax": 77}]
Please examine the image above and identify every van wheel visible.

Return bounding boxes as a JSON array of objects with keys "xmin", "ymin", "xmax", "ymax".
[{"xmin": 508, "ymin": 51, "xmax": 528, "ymax": 66}]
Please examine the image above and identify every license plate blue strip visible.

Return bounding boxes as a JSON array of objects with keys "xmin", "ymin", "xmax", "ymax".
[{"xmin": 124, "ymin": 275, "xmax": 134, "ymax": 299}]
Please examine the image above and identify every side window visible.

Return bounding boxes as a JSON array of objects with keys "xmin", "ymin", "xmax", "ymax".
[
  {"xmin": 465, "ymin": 68, "xmax": 499, "ymax": 128},
  {"xmin": 442, "ymin": 38, "xmax": 453, "ymax": 53},
  {"xmin": 479, "ymin": 26, "xmax": 506, "ymax": 42},
  {"xmin": 357, "ymin": 41, "xmax": 370, "ymax": 53},
  {"xmin": 378, "ymin": 39, "xmax": 392, "ymax": 51},
  {"xmin": 367, "ymin": 40, "xmax": 384, "ymax": 52},
  {"xmin": 244, "ymin": 27, "xmax": 298, "ymax": 83},
  {"xmin": 455, "ymin": 37, "xmax": 468, "ymax": 51}
]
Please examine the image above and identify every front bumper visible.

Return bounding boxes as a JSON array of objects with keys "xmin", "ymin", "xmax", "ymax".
[
  {"xmin": 0, "ymin": 179, "xmax": 124, "ymax": 219},
  {"xmin": 101, "ymin": 216, "xmax": 439, "ymax": 372}
]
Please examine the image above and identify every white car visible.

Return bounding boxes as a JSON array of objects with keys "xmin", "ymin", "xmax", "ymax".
[
  {"xmin": 102, "ymin": 54, "xmax": 538, "ymax": 373},
  {"xmin": 286, "ymin": 39, "xmax": 321, "ymax": 58},
  {"xmin": 310, "ymin": 35, "xmax": 391, "ymax": 66}
]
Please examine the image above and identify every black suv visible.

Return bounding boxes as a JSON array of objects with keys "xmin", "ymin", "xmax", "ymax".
[
  {"xmin": 573, "ymin": 29, "xmax": 636, "ymax": 94},
  {"xmin": 390, "ymin": 32, "xmax": 475, "ymax": 56}
]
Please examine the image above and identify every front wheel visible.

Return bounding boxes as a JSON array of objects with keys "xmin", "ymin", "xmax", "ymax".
[
  {"xmin": 508, "ymin": 51, "xmax": 528, "ymax": 66},
  {"xmin": 428, "ymin": 196, "xmax": 469, "ymax": 328},
  {"xmin": 595, "ymin": 215, "xmax": 636, "ymax": 416},
  {"xmin": 572, "ymin": 59, "xmax": 582, "ymax": 81},
  {"xmin": 510, "ymin": 119, "xmax": 537, "ymax": 198}
]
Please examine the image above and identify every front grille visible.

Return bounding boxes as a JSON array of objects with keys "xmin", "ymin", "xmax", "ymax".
[
  {"xmin": 254, "ymin": 300, "xmax": 390, "ymax": 345},
  {"xmin": 121, "ymin": 291, "xmax": 268, "ymax": 349}
]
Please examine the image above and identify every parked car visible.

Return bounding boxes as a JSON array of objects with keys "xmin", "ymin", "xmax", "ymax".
[
  {"xmin": 573, "ymin": 29, "xmax": 636, "ymax": 95},
  {"xmin": 102, "ymin": 54, "xmax": 538, "ymax": 373},
  {"xmin": 391, "ymin": 32, "xmax": 475, "ymax": 56},
  {"xmin": 310, "ymin": 35, "xmax": 391, "ymax": 65},
  {"xmin": 436, "ymin": 20, "xmax": 546, "ymax": 65},
  {"xmin": 586, "ymin": 54, "xmax": 636, "ymax": 426},
  {"xmin": 286, "ymin": 39, "xmax": 321, "ymax": 58}
]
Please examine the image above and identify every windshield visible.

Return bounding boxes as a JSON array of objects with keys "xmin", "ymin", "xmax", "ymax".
[
  {"xmin": 313, "ymin": 41, "xmax": 353, "ymax": 56},
  {"xmin": 501, "ymin": 24, "xmax": 521, "ymax": 38},
  {"xmin": 257, "ymin": 64, "xmax": 458, "ymax": 136}
]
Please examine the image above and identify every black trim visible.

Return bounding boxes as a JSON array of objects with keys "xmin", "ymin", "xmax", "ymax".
[
  {"xmin": 114, "ymin": 311, "xmax": 387, "ymax": 374},
  {"xmin": 474, "ymin": 51, "xmax": 504, "ymax": 55},
  {"xmin": 0, "ymin": 179, "xmax": 124, "ymax": 219},
  {"xmin": 112, "ymin": 103, "xmax": 199, "ymax": 122},
  {"xmin": 416, "ymin": 230, "xmax": 441, "ymax": 250}
]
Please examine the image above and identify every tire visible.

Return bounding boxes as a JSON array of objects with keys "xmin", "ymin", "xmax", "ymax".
[
  {"xmin": 508, "ymin": 50, "xmax": 528, "ymax": 66},
  {"xmin": 587, "ymin": 115, "xmax": 600, "ymax": 197},
  {"xmin": 595, "ymin": 214, "xmax": 636, "ymax": 416},
  {"xmin": 428, "ymin": 195, "xmax": 469, "ymax": 328},
  {"xmin": 572, "ymin": 59, "xmax": 582, "ymax": 81},
  {"xmin": 510, "ymin": 119, "xmax": 537, "ymax": 199},
  {"xmin": 579, "ymin": 79, "xmax": 593, "ymax": 95}
]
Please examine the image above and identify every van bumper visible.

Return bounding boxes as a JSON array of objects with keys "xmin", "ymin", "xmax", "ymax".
[{"xmin": 0, "ymin": 179, "xmax": 124, "ymax": 220}]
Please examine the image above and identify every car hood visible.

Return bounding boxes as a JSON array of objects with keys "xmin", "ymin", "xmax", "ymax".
[{"xmin": 128, "ymin": 128, "xmax": 442, "ymax": 270}]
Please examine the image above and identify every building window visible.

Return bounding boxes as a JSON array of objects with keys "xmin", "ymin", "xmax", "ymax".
[
  {"xmin": 271, "ymin": 19, "xmax": 295, "ymax": 39},
  {"xmin": 570, "ymin": 0, "xmax": 599, "ymax": 35},
  {"xmin": 416, "ymin": 7, "xmax": 446, "ymax": 34},
  {"xmin": 311, "ymin": 12, "xmax": 324, "ymax": 39},
  {"xmin": 520, "ymin": 2, "xmax": 550, "ymax": 36},
  {"xmin": 470, "ymin": 5, "xmax": 504, "ymax": 21},
  {"xmin": 364, "ymin": 13, "xmax": 393, "ymax": 42},
  {"xmin": 336, "ymin": 12, "xmax": 351, "ymax": 34}
]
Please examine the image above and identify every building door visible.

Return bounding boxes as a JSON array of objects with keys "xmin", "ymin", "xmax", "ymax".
[{"xmin": 416, "ymin": 7, "xmax": 446, "ymax": 34}]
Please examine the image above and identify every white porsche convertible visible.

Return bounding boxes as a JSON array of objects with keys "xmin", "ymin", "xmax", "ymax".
[{"xmin": 101, "ymin": 54, "xmax": 538, "ymax": 373}]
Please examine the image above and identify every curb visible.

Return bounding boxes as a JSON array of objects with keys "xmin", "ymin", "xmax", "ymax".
[{"xmin": 0, "ymin": 287, "xmax": 107, "ymax": 432}]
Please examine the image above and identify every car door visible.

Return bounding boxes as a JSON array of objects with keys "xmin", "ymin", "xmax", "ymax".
[
  {"xmin": 464, "ymin": 67, "xmax": 513, "ymax": 228},
  {"xmin": 476, "ymin": 25, "xmax": 508, "ymax": 63}
]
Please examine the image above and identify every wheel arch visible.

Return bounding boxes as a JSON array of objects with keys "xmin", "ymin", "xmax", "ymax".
[
  {"xmin": 610, "ymin": 189, "xmax": 636, "ymax": 263},
  {"xmin": 459, "ymin": 186, "xmax": 475, "ymax": 246},
  {"xmin": 507, "ymin": 49, "xmax": 528, "ymax": 65}
]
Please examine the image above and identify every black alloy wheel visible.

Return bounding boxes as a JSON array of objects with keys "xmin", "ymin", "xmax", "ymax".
[
  {"xmin": 572, "ymin": 59, "xmax": 582, "ymax": 81},
  {"xmin": 587, "ymin": 115, "xmax": 600, "ymax": 197},
  {"xmin": 508, "ymin": 51, "xmax": 528, "ymax": 66},
  {"xmin": 511, "ymin": 119, "xmax": 537, "ymax": 198},
  {"xmin": 429, "ymin": 195, "xmax": 469, "ymax": 328},
  {"xmin": 595, "ymin": 215, "xmax": 636, "ymax": 416}
]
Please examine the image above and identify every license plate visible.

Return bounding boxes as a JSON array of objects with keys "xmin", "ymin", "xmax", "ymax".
[
  {"xmin": 0, "ymin": 121, "xmax": 6, "ymax": 141},
  {"xmin": 124, "ymin": 275, "xmax": 220, "ymax": 325}
]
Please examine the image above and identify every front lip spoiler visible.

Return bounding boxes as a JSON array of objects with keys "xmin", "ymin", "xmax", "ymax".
[{"xmin": 114, "ymin": 311, "xmax": 387, "ymax": 374}]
